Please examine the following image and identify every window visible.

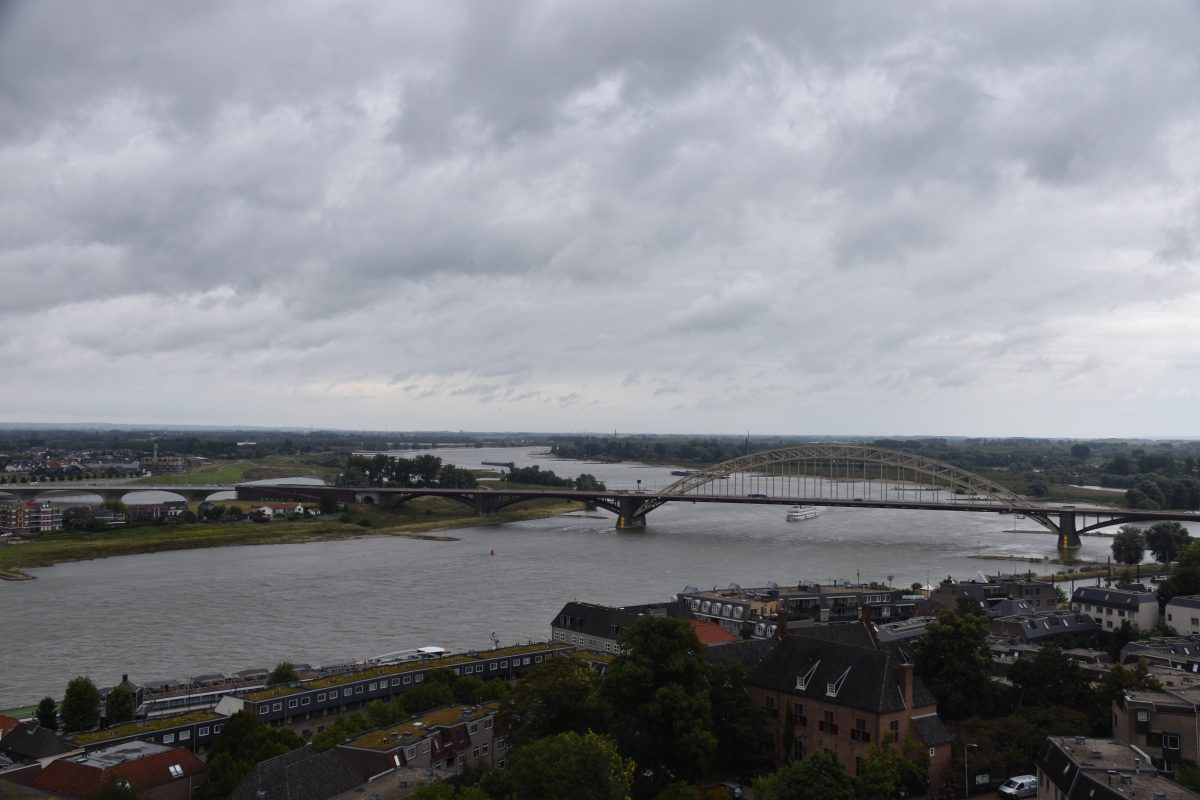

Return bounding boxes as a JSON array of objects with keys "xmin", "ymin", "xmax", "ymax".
[
  {"xmin": 1193, "ymin": 618, "xmax": 1199, "ymax": 627},
  {"xmin": 534, "ymin": 655, "xmax": 542, "ymax": 663},
  {"xmin": 301, "ymin": 697, "xmax": 310, "ymax": 706},
  {"xmin": 415, "ymin": 674, "xmax": 424, "ymax": 683},
  {"xmin": 1165, "ymin": 733, "xmax": 1182, "ymax": 749},
  {"xmin": 473, "ymin": 747, "xmax": 480, "ymax": 758},
  {"xmin": 469, "ymin": 723, "xmax": 479, "ymax": 734},
  {"xmin": 392, "ymin": 677, "xmax": 401, "ymax": 686},
  {"xmin": 796, "ymin": 661, "xmax": 820, "ymax": 691},
  {"xmin": 484, "ymin": 718, "xmax": 493, "ymax": 730},
  {"xmin": 273, "ymin": 702, "xmax": 282, "ymax": 711},
  {"xmin": 199, "ymin": 726, "xmax": 210, "ymax": 736},
  {"xmin": 344, "ymin": 688, "xmax": 352, "ymax": 697},
  {"xmin": 354, "ymin": 685, "xmax": 364, "ymax": 694},
  {"xmin": 168, "ymin": 764, "xmax": 184, "ymax": 779},
  {"xmin": 214, "ymin": 724, "xmax": 223, "ymax": 733},
  {"xmin": 890, "ymin": 720, "xmax": 900, "ymax": 735},
  {"xmin": 288, "ymin": 699, "xmax": 297, "ymax": 709},
  {"xmin": 489, "ymin": 662, "xmax": 497, "ymax": 671},
  {"xmin": 369, "ymin": 682, "xmax": 377, "ymax": 691},
  {"xmin": 827, "ymin": 666, "xmax": 851, "ymax": 697},
  {"xmin": 179, "ymin": 730, "xmax": 190, "ymax": 740},
  {"xmin": 1137, "ymin": 710, "xmax": 1150, "ymax": 722},
  {"xmin": 523, "ymin": 657, "xmax": 530, "ymax": 665},
  {"xmin": 403, "ymin": 675, "xmax": 412, "ymax": 684},
  {"xmin": 421, "ymin": 741, "xmax": 432, "ymax": 753},
  {"xmin": 500, "ymin": 660, "xmax": 508, "ymax": 668},
  {"xmin": 163, "ymin": 733, "xmax": 175, "ymax": 743},
  {"xmin": 482, "ymin": 743, "xmax": 489, "ymax": 755},
  {"xmin": 318, "ymin": 692, "xmax": 326, "ymax": 702}
]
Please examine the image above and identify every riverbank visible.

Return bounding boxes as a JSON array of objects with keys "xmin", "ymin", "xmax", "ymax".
[{"xmin": 0, "ymin": 498, "xmax": 583, "ymax": 581}]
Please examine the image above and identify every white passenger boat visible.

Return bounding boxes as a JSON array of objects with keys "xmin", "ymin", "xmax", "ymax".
[{"xmin": 787, "ymin": 506, "xmax": 821, "ymax": 522}]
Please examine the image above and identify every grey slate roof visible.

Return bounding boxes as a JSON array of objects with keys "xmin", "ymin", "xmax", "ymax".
[
  {"xmin": 753, "ymin": 626, "xmax": 934, "ymax": 714},
  {"xmin": 228, "ymin": 746, "xmax": 362, "ymax": 800},
  {"xmin": 704, "ymin": 638, "xmax": 779, "ymax": 668},
  {"xmin": 910, "ymin": 713, "xmax": 953, "ymax": 747},
  {"xmin": 1166, "ymin": 595, "xmax": 1200, "ymax": 610},
  {"xmin": 0, "ymin": 722, "xmax": 75, "ymax": 761},
  {"xmin": 1072, "ymin": 586, "xmax": 1156, "ymax": 608}
]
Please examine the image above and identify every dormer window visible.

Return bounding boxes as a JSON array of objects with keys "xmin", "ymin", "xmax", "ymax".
[
  {"xmin": 796, "ymin": 661, "xmax": 820, "ymax": 691},
  {"xmin": 827, "ymin": 667, "xmax": 851, "ymax": 697}
]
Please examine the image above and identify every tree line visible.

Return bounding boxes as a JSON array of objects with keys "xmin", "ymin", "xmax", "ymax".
[{"xmin": 338, "ymin": 453, "xmax": 478, "ymax": 488}]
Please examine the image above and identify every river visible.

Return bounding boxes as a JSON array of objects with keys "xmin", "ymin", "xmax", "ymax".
[{"xmin": 0, "ymin": 447, "xmax": 1186, "ymax": 706}]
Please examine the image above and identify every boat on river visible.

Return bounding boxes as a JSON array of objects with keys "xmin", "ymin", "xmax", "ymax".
[{"xmin": 787, "ymin": 506, "xmax": 821, "ymax": 522}]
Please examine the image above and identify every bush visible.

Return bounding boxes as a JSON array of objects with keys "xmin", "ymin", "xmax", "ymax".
[{"xmin": 357, "ymin": 518, "xmax": 371, "ymax": 527}]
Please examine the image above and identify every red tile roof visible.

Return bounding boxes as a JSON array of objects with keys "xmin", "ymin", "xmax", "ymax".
[
  {"xmin": 29, "ymin": 746, "xmax": 205, "ymax": 799},
  {"xmin": 0, "ymin": 714, "xmax": 20, "ymax": 737},
  {"xmin": 690, "ymin": 619, "xmax": 739, "ymax": 645}
]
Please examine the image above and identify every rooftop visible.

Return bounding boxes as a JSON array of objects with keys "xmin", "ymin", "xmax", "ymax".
[
  {"xmin": 247, "ymin": 642, "xmax": 569, "ymax": 700},
  {"xmin": 345, "ymin": 703, "xmax": 498, "ymax": 752},
  {"xmin": 73, "ymin": 711, "xmax": 223, "ymax": 745}
]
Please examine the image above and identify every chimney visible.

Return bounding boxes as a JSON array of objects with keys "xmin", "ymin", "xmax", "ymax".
[{"xmin": 899, "ymin": 662, "xmax": 914, "ymax": 707}]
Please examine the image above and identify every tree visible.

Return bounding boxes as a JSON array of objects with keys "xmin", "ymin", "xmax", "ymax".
[
  {"xmin": 1145, "ymin": 521, "xmax": 1191, "ymax": 564},
  {"xmin": 199, "ymin": 711, "xmax": 303, "ymax": 800},
  {"xmin": 60, "ymin": 676, "xmax": 101, "ymax": 733},
  {"xmin": 267, "ymin": 662, "xmax": 299, "ymax": 686},
  {"xmin": 707, "ymin": 658, "xmax": 767, "ymax": 773},
  {"xmin": 1111, "ymin": 525, "xmax": 1146, "ymax": 567},
  {"xmin": 1006, "ymin": 646, "xmax": 1093, "ymax": 711},
  {"xmin": 36, "ymin": 696, "xmax": 57, "ymax": 730},
  {"xmin": 1090, "ymin": 660, "xmax": 1161, "ymax": 736},
  {"xmin": 855, "ymin": 737, "xmax": 931, "ymax": 800},
  {"xmin": 913, "ymin": 595, "xmax": 999, "ymax": 720},
  {"xmin": 597, "ymin": 616, "xmax": 716, "ymax": 787},
  {"xmin": 1160, "ymin": 540, "xmax": 1200, "ymax": 603},
  {"xmin": 105, "ymin": 686, "xmax": 136, "ymax": 725},
  {"xmin": 495, "ymin": 731, "xmax": 633, "ymax": 800},
  {"xmin": 319, "ymin": 494, "xmax": 340, "ymax": 515},
  {"xmin": 754, "ymin": 751, "xmax": 856, "ymax": 800},
  {"xmin": 1071, "ymin": 444, "xmax": 1091, "ymax": 460},
  {"xmin": 501, "ymin": 655, "xmax": 599, "ymax": 746}
]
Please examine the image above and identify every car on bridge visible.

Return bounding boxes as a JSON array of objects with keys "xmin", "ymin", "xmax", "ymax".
[{"xmin": 747, "ymin": 493, "xmax": 768, "ymax": 499}]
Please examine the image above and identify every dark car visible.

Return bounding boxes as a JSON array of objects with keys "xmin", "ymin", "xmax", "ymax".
[{"xmin": 747, "ymin": 492, "xmax": 768, "ymax": 499}]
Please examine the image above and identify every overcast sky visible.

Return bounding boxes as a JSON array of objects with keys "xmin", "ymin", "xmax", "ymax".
[{"xmin": 1, "ymin": 2, "xmax": 1197, "ymax": 437}]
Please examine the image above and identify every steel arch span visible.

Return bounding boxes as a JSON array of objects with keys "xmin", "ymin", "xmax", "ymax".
[{"xmin": 638, "ymin": 444, "xmax": 1056, "ymax": 532}]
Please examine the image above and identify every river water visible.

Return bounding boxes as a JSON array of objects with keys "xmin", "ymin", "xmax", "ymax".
[{"xmin": 0, "ymin": 447, "xmax": 1186, "ymax": 706}]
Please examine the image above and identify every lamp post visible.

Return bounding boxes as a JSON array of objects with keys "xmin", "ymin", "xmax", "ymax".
[{"xmin": 964, "ymin": 743, "xmax": 978, "ymax": 799}]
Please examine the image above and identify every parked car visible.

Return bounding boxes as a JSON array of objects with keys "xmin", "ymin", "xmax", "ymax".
[
  {"xmin": 714, "ymin": 781, "xmax": 743, "ymax": 799},
  {"xmin": 998, "ymin": 775, "xmax": 1037, "ymax": 798},
  {"xmin": 747, "ymin": 493, "xmax": 768, "ymax": 499}
]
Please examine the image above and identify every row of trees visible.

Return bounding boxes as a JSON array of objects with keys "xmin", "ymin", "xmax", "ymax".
[
  {"xmin": 501, "ymin": 465, "xmax": 606, "ymax": 491},
  {"xmin": 1110, "ymin": 521, "xmax": 1193, "ymax": 567},
  {"xmin": 338, "ymin": 454, "xmax": 478, "ymax": 488},
  {"xmin": 34, "ymin": 676, "xmax": 136, "ymax": 734}
]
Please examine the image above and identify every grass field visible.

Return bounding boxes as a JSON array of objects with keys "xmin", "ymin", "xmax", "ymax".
[
  {"xmin": 0, "ymin": 496, "xmax": 583, "ymax": 580},
  {"xmin": 132, "ymin": 455, "xmax": 339, "ymax": 486}
]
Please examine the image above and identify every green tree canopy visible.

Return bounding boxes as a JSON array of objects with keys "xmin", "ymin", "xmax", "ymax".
[
  {"xmin": 105, "ymin": 686, "xmax": 136, "ymax": 725},
  {"xmin": 1090, "ymin": 660, "xmax": 1161, "ymax": 736},
  {"xmin": 36, "ymin": 696, "xmax": 57, "ymax": 730},
  {"xmin": 854, "ymin": 737, "xmax": 931, "ymax": 800},
  {"xmin": 491, "ymin": 731, "xmax": 634, "ymax": 800},
  {"xmin": 60, "ymin": 676, "xmax": 101, "ymax": 733},
  {"xmin": 199, "ymin": 711, "xmax": 303, "ymax": 800},
  {"xmin": 1145, "ymin": 521, "xmax": 1191, "ymax": 564},
  {"xmin": 1160, "ymin": 539, "xmax": 1200, "ymax": 603},
  {"xmin": 913, "ymin": 595, "xmax": 999, "ymax": 720},
  {"xmin": 598, "ymin": 616, "xmax": 716, "ymax": 787},
  {"xmin": 501, "ymin": 654, "xmax": 599, "ymax": 746},
  {"xmin": 754, "ymin": 751, "xmax": 856, "ymax": 800},
  {"xmin": 707, "ymin": 658, "xmax": 768, "ymax": 773},
  {"xmin": 1006, "ymin": 646, "xmax": 1094, "ymax": 711},
  {"xmin": 267, "ymin": 662, "xmax": 299, "ymax": 686},
  {"xmin": 1111, "ymin": 525, "xmax": 1146, "ymax": 566}
]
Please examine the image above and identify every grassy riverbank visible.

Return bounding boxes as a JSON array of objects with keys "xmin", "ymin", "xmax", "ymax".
[
  {"xmin": 0, "ymin": 497, "xmax": 583, "ymax": 580},
  {"xmin": 132, "ymin": 454, "xmax": 339, "ymax": 485}
]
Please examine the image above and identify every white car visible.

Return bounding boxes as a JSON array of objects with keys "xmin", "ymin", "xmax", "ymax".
[{"xmin": 998, "ymin": 775, "xmax": 1037, "ymax": 798}]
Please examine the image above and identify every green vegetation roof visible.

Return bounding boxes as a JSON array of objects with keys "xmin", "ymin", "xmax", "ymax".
[
  {"xmin": 348, "ymin": 702, "xmax": 499, "ymax": 751},
  {"xmin": 72, "ymin": 711, "xmax": 223, "ymax": 744},
  {"xmin": 246, "ymin": 642, "xmax": 572, "ymax": 700}
]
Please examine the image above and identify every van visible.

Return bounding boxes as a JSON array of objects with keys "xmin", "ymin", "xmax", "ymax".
[
  {"xmin": 998, "ymin": 775, "xmax": 1037, "ymax": 798},
  {"xmin": 715, "ymin": 782, "xmax": 743, "ymax": 799}
]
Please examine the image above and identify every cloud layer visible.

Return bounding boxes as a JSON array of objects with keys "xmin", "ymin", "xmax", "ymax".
[{"xmin": 1, "ymin": 1, "xmax": 1198, "ymax": 435}]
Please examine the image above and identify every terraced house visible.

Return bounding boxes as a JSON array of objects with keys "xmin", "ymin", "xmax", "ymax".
[
  {"xmin": 336, "ymin": 702, "xmax": 503, "ymax": 776},
  {"xmin": 216, "ymin": 643, "xmax": 571, "ymax": 738}
]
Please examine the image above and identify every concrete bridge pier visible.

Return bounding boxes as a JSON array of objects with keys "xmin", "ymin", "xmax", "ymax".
[
  {"xmin": 1057, "ymin": 508, "xmax": 1081, "ymax": 550},
  {"xmin": 475, "ymin": 492, "xmax": 503, "ymax": 516},
  {"xmin": 615, "ymin": 495, "xmax": 648, "ymax": 529}
]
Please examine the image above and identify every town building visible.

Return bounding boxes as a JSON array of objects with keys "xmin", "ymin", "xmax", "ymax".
[
  {"xmin": 1113, "ymin": 685, "xmax": 1200, "ymax": 774},
  {"xmin": 0, "ymin": 720, "xmax": 76, "ymax": 765},
  {"xmin": 989, "ymin": 609, "xmax": 1099, "ymax": 645},
  {"xmin": 0, "ymin": 500, "xmax": 63, "ymax": 534},
  {"xmin": 20, "ymin": 740, "xmax": 205, "ymax": 800},
  {"xmin": 1035, "ymin": 735, "xmax": 1196, "ymax": 799},
  {"xmin": 745, "ymin": 624, "xmax": 953, "ymax": 785},
  {"xmin": 1165, "ymin": 596, "xmax": 1200, "ymax": 636},
  {"xmin": 927, "ymin": 575, "xmax": 1058, "ymax": 614},
  {"xmin": 549, "ymin": 600, "xmax": 734, "ymax": 653},
  {"xmin": 335, "ymin": 703, "xmax": 503, "ymax": 777},
  {"xmin": 1071, "ymin": 585, "xmax": 1159, "ymax": 632},
  {"xmin": 678, "ymin": 582, "xmax": 918, "ymax": 639}
]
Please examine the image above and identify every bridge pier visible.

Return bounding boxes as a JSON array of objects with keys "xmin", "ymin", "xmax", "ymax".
[
  {"xmin": 1057, "ymin": 509, "xmax": 1081, "ymax": 550},
  {"xmin": 615, "ymin": 496, "xmax": 648, "ymax": 529}
]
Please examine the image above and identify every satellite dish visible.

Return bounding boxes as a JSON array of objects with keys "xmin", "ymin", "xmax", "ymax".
[{"xmin": 766, "ymin": 581, "xmax": 779, "ymax": 590}]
